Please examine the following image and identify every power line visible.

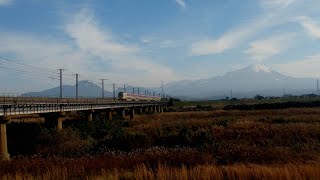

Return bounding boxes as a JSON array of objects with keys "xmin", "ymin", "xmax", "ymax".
[
  {"xmin": 0, "ymin": 57, "xmax": 106, "ymax": 94},
  {"xmin": 0, "ymin": 65, "xmax": 57, "ymax": 77},
  {"xmin": 0, "ymin": 57, "xmax": 159, "ymax": 98},
  {"xmin": 0, "ymin": 66, "xmax": 59, "ymax": 80},
  {"xmin": 0, "ymin": 56, "xmax": 57, "ymax": 73},
  {"xmin": 0, "ymin": 57, "xmax": 77, "ymax": 83},
  {"xmin": 0, "ymin": 60, "xmax": 77, "ymax": 85}
]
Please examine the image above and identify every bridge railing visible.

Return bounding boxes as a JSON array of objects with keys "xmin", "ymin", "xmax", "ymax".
[
  {"xmin": 0, "ymin": 96, "xmax": 120, "ymax": 105},
  {"xmin": 0, "ymin": 101, "xmax": 168, "ymax": 116}
]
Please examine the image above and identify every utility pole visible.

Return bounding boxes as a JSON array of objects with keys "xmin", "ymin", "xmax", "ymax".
[
  {"xmin": 317, "ymin": 79, "xmax": 319, "ymax": 95},
  {"xmin": 73, "ymin": 74, "xmax": 79, "ymax": 100},
  {"xmin": 138, "ymin": 88, "xmax": 140, "ymax": 94},
  {"xmin": 124, "ymin": 84, "xmax": 126, "ymax": 93},
  {"xmin": 133, "ymin": 88, "xmax": 135, "ymax": 94},
  {"xmin": 161, "ymin": 80, "xmax": 164, "ymax": 98},
  {"xmin": 58, "ymin": 69, "xmax": 66, "ymax": 98},
  {"xmin": 113, "ymin": 83, "xmax": 116, "ymax": 100},
  {"xmin": 145, "ymin": 90, "xmax": 147, "ymax": 95},
  {"xmin": 153, "ymin": 91, "xmax": 155, "ymax": 96},
  {"xmin": 100, "ymin": 79, "xmax": 108, "ymax": 99}
]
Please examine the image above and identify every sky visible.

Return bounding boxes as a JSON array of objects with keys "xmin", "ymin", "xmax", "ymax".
[{"xmin": 0, "ymin": 0, "xmax": 320, "ymax": 93}]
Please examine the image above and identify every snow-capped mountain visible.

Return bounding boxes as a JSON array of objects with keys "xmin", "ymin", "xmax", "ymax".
[
  {"xmin": 23, "ymin": 64, "xmax": 317, "ymax": 100},
  {"xmin": 165, "ymin": 64, "xmax": 316, "ymax": 99},
  {"xmin": 244, "ymin": 64, "xmax": 272, "ymax": 73}
]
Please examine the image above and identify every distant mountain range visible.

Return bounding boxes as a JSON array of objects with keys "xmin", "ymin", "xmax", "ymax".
[
  {"xmin": 23, "ymin": 80, "xmax": 113, "ymax": 98},
  {"xmin": 164, "ymin": 64, "xmax": 318, "ymax": 100},
  {"xmin": 24, "ymin": 64, "xmax": 319, "ymax": 100},
  {"xmin": 23, "ymin": 80, "xmax": 156, "ymax": 98}
]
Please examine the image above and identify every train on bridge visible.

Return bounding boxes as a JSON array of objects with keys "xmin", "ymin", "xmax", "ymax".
[
  {"xmin": 0, "ymin": 92, "xmax": 162, "ymax": 105},
  {"xmin": 118, "ymin": 92, "xmax": 161, "ymax": 101}
]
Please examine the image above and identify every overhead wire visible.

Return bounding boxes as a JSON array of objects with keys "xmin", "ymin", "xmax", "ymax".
[
  {"xmin": 0, "ymin": 66, "xmax": 59, "ymax": 80},
  {"xmin": 0, "ymin": 56, "xmax": 77, "ymax": 84},
  {"xmin": 0, "ymin": 56, "xmax": 156, "ymax": 95},
  {"xmin": 0, "ymin": 56, "xmax": 57, "ymax": 73}
]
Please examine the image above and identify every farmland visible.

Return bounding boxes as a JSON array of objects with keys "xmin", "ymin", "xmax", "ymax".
[{"xmin": 2, "ymin": 103, "xmax": 320, "ymax": 179}]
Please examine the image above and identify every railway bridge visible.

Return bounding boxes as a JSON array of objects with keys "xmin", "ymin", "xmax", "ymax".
[{"xmin": 0, "ymin": 96, "xmax": 169, "ymax": 161}]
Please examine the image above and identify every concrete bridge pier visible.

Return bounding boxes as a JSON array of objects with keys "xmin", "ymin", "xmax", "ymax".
[
  {"xmin": 120, "ymin": 108, "xmax": 126, "ymax": 120},
  {"xmin": 160, "ymin": 106, "xmax": 164, "ymax": 113},
  {"xmin": 130, "ymin": 108, "xmax": 135, "ymax": 120},
  {"xmin": 154, "ymin": 106, "xmax": 158, "ymax": 114},
  {"xmin": 0, "ymin": 116, "xmax": 10, "ymax": 161},
  {"xmin": 149, "ymin": 106, "xmax": 154, "ymax": 114},
  {"xmin": 138, "ymin": 107, "xmax": 143, "ymax": 115},
  {"xmin": 144, "ymin": 106, "xmax": 149, "ymax": 114},
  {"xmin": 87, "ymin": 110, "xmax": 94, "ymax": 122},
  {"xmin": 56, "ymin": 112, "xmax": 66, "ymax": 130},
  {"xmin": 42, "ymin": 112, "xmax": 65, "ymax": 130},
  {"xmin": 106, "ymin": 109, "xmax": 113, "ymax": 121},
  {"xmin": 157, "ymin": 106, "xmax": 161, "ymax": 113}
]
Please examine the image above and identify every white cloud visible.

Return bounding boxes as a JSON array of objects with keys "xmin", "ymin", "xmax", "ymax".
[
  {"xmin": 0, "ymin": 33, "xmax": 84, "ymax": 70},
  {"xmin": 0, "ymin": 8, "xmax": 180, "ymax": 92},
  {"xmin": 297, "ymin": 16, "xmax": 320, "ymax": 39},
  {"xmin": 190, "ymin": 0, "xmax": 301, "ymax": 57},
  {"xmin": 261, "ymin": 0, "xmax": 296, "ymax": 9},
  {"xmin": 141, "ymin": 38, "xmax": 152, "ymax": 44},
  {"xmin": 274, "ymin": 54, "xmax": 320, "ymax": 78},
  {"xmin": 244, "ymin": 34, "xmax": 296, "ymax": 62},
  {"xmin": 0, "ymin": 32, "xmax": 91, "ymax": 92},
  {"xmin": 139, "ymin": 36, "xmax": 181, "ymax": 49},
  {"xmin": 191, "ymin": 29, "xmax": 247, "ymax": 56},
  {"xmin": 64, "ymin": 9, "xmax": 178, "ymax": 85},
  {"xmin": 175, "ymin": 0, "xmax": 186, "ymax": 8},
  {"xmin": 65, "ymin": 9, "xmax": 139, "ymax": 57},
  {"xmin": 159, "ymin": 40, "xmax": 179, "ymax": 48},
  {"xmin": 0, "ymin": 0, "xmax": 12, "ymax": 6},
  {"xmin": 140, "ymin": 36, "xmax": 156, "ymax": 44},
  {"xmin": 191, "ymin": 15, "xmax": 276, "ymax": 56}
]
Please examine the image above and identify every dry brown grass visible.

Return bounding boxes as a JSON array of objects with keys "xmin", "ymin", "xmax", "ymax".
[
  {"xmin": 131, "ymin": 108, "xmax": 320, "ymax": 131},
  {"xmin": 4, "ymin": 108, "xmax": 320, "ymax": 179},
  {"xmin": 123, "ymin": 109, "xmax": 320, "ymax": 164},
  {"xmin": 2, "ymin": 163, "xmax": 320, "ymax": 180}
]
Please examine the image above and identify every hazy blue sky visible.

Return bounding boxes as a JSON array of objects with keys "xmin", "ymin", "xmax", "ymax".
[{"xmin": 0, "ymin": 0, "xmax": 320, "ymax": 93}]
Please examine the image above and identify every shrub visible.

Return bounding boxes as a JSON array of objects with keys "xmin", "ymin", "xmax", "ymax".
[
  {"xmin": 36, "ymin": 128, "xmax": 94, "ymax": 156},
  {"xmin": 271, "ymin": 117, "xmax": 290, "ymax": 124},
  {"xmin": 192, "ymin": 129, "xmax": 217, "ymax": 151},
  {"xmin": 216, "ymin": 119, "xmax": 229, "ymax": 127}
]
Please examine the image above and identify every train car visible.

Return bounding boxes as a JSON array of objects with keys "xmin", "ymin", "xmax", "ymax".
[{"xmin": 118, "ymin": 92, "xmax": 161, "ymax": 101}]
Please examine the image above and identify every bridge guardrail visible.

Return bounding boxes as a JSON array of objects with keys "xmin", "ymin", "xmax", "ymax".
[{"xmin": 0, "ymin": 100, "xmax": 168, "ymax": 116}]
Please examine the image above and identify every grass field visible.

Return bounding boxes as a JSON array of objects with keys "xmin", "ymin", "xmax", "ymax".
[
  {"xmin": 2, "ymin": 107, "xmax": 320, "ymax": 179},
  {"xmin": 174, "ymin": 96, "xmax": 320, "ymax": 110},
  {"xmin": 2, "ymin": 162, "xmax": 320, "ymax": 179}
]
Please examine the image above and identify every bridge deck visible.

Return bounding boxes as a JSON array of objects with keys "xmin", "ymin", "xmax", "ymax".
[{"xmin": 0, "ymin": 98, "xmax": 168, "ymax": 116}]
